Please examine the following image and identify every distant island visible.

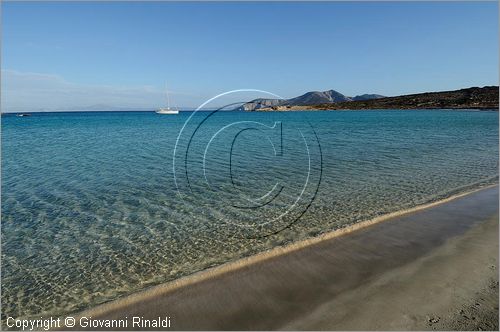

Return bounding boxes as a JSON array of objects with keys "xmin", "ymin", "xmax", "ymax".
[{"xmin": 240, "ymin": 86, "xmax": 499, "ymax": 111}]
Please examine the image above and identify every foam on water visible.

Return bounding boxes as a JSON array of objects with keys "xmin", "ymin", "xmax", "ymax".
[{"xmin": 1, "ymin": 110, "xmax": 498, "ymax": 320}]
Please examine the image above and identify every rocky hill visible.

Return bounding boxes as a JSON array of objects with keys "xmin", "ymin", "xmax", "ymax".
[
  {"xmin": 238, "ymin": 89, "xmax": 384, "ymax": 111},
  {"xmin": 250, "ymin": 86, "xmax": 498, "ymax": 111},
  {"xmin": 285, "ymin": 90, "xmax": 351, "ymax": 105}
]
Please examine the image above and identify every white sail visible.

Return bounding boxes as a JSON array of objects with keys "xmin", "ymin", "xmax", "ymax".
[{"xmin": 165, "ymin": 82, "xmax": 170, "ymax": 109}]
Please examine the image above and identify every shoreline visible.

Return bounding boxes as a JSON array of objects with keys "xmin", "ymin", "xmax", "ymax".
[
  {"xmin": 252, "ymin": 106, "xmax": 499, "ymax": 112},
  {"xmin": 63, "ymin": 183, "xmax": 499, "ymax": 328},
  {"xmin": 284, "ymin": 210, "xmax": 499, "ymax": 330}
]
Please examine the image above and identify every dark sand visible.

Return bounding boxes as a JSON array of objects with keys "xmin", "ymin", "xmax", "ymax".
[{"xmin": 70, "ymin": 186, "xmax": 499, "ymax": 330}]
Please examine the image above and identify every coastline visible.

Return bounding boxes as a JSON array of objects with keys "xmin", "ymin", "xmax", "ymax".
[
  {"xmin": 242, "ymin": 86, "xmax": 499, "ymax": 111},
  {"xmin": 283, "ymin": 211, "xmax": 499, "ymax": 330},
  {"xmin": 252, "ymin": 106, "xmax": 499, "ymax": 111},
  {"xmin": 63, "ymin": 184, "xmax": 499, "ymax": 330}
]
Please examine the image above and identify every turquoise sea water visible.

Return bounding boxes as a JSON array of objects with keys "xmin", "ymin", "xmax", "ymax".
[{"xmin": 1, "ymin": 110, "xmax": 498, "ymax": 320}]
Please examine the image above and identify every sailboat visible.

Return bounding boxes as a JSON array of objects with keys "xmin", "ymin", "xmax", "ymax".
[{"xmin": 156, "ymin": 83, "xmax": 179, "ymax": 115}]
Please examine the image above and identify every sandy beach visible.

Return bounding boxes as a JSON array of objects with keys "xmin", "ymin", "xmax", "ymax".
[{"xmin": 67, "ymin": 185, "xmax": 499, "ymax": 331}]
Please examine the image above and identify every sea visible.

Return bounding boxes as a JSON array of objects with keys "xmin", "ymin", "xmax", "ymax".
[{"xmin": 1, "ymin": 109, "xmax": 498, "ymax": 321}]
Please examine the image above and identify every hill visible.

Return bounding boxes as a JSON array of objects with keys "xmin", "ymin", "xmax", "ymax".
[
  {"xmin": 252, "ymin": 86, "xmax": 498, "ymax": 111},
  {"xmin": 238, "ymin": 90, "xmax": 384, "ymax": 111}
]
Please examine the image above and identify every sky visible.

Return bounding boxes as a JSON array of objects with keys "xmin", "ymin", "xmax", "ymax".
[{"xmin": 1, "ymin": 1, "xmax": 498, "ymax": 111}]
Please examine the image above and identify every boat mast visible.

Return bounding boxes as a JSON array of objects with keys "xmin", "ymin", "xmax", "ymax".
[{"xmin": 165, "ymin": 82, "xmax": 171, "ymax": 109}]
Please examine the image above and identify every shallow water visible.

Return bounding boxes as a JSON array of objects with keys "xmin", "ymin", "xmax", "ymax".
[{"xmin": 1, "ymin": 109, "xmax": 498, "ymax": 320}]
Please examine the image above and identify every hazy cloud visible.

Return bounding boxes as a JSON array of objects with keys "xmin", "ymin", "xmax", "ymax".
[{"xmin": 1, "ymin": 69, "xmax": 167, "ymax": 112}]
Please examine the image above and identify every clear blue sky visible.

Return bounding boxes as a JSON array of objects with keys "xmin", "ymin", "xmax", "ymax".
[{"xmin": 1, "ymin": 1, "xmax": 498, "ymax": 111}]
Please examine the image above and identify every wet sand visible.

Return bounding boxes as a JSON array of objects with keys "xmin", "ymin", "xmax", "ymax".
[{"xmin": 70, "ymin": 185, "xmax": 499, "ymax": 330}]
